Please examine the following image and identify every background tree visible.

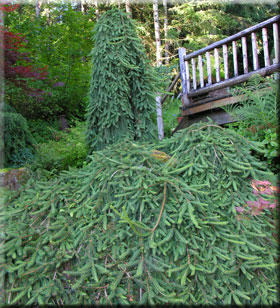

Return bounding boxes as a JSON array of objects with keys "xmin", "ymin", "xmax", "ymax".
[
  {"xmin": 4, "ymin": 2, "xmax": 95, "ymax": 120},
  {"xmin": 163, "ymin": 0, "xmax": 169, "ymax": 64},
  {"xmin": 125, "ymin": 0, "xmax": 132, "ymax": 18},
  {"xmin": 153, "ymin": 0, "xmax": 162, "ymax": 67}
]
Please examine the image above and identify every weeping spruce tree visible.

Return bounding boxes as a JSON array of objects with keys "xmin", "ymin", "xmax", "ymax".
[
  {"xmin": 3, "ymin": 122, "xmax": 278, "ymax": 305},
  {"xmin": 86, "ymin": 9, "xmax": 157, "ymax": 152}
]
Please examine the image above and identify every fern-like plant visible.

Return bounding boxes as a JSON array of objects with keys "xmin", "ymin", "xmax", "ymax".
[
  {"xmin": 222, "ymin": 75, "xmax": 279, "ymax": 173},
  {"xmin": 222, "ymin": 75, "xmax": 277, "ymax": 128}
]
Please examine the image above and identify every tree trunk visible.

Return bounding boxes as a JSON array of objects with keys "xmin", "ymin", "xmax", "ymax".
[
  {"xmin": 46, "ymin": 0, "xmax": 50, "ymax": 25},
  {"xmin": 35, "ymin": 0, "xmax": 42, "ymax": 18},
  {"xmin": 80, "ymin": 0, "xmax": 85, "ymax": 13},
  {"xmin": 94, "ymin": 0, "xmax": 99, "ymax": 21},
  {"xmin": 153, "ymin": 1, "xmax": 164, "ymax": 139},
  {"xmin": 125, "ymin": 0, "xmax": 132, "ymax": 18},
  {"xmin": 153, "ymin": 0, "xmax": 162, "ymax": 66},
  {"xmin": 163, "ymin": 0, "xmax": 169, "ymax": 64}
]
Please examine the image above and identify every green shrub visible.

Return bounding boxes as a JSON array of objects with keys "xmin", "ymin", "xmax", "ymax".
[
  {"xmin": 32, "ymin": 121, "xmax": 88, "ymax": 175},
  {"xmin": 27, "ymin": 119, "xmax": 61, "ymax": 144},
  {"xmin": 1, "ymin": 109, "xmax": 34, "ymax": 167},
  {"xmin": 162, "ymin": 97, "xmax": 181, "ymax": 136},
  {"xmin": 4, "ymin": 82, "xmax": 63, "ymax": 121},
  {"xmin": 3, "ymin": 122, "xmax": 277, "ymax": 305}
]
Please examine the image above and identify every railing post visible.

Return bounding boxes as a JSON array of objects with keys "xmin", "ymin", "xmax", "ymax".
[
  {"xmin": 198, "ymin": 55, "xmax": 204, "ymax": 87},
  {"xmin": 178, "ymin": 48, "xmax": 191, "ymax": 109},
  {"xmin": 241, "ymin": 37, "xmax": 248, "ymax": 74},
  {"xmin": 273, "ymin": 23, "xmax": 279, "ymax": 63},
  {"xmin": 156, "ymin": 95, "xmax": 164, "ymax": 140},
  {"xmin": 251, "ymin": 32, "xmax": 259, "ymax": 70},
  {"xmin": 223, "ymin": 44, "xmax": 229, "ymax": 79},
  {"xmin": 191, "ymin": 58, "xmax": 197, "ymax": 90},
  {"xmin": 232, "ymin": 40, "xmax": 238, "ymax": 76},
  {"xmin": 262, "ymin": 28, "xmax": 270, "ymax": 67},
  {"xmin": 206, "ymin": 52, "xmax": 212, "ymax": 85}
]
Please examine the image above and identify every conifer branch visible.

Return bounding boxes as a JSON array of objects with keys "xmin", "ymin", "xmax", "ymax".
[{"xmin": 151, "ymin": 182, "xmax": 167, "ymax": 233}]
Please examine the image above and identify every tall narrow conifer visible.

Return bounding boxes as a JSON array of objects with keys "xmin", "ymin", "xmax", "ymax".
[{"xmin": 86, "ymin": 9, "xmax": 157, "ymax": 153}]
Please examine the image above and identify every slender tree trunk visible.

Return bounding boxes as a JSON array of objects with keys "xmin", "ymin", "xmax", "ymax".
[
  {"xmin": 35, "ymin": 0, "xmax": 42, "ymax": 18},
  {"xmin": 80, "ymin": 0, "xmax": 85, "ymax": 13},
  {"xmin": 153, "ymin": 0, "xmax": 162, "ymax": 66},
  {"xmin": 125, "ymin": 0, "xmax": 132, "ymax": 18},
  {"xmin": 46, "ymin": 0, "xmax": 50, "ymax": 25},
  {"xmin": 163, "ymin": 0, "xmax": 169, "ymax": 64},
  {"xmin": 94, "ymin": 1, "xmax": 99, "ymax": 21},
  {"xmin": 153, "ymin": 1, "xmax": 164, "ymax": 139}
]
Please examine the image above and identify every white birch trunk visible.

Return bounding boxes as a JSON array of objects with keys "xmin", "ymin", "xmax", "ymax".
[
  {"xmin": 163, "ymin": 0, "xmax": 169, "ymax": 64},
  {"xmin": 94, "ymin": 0, "xmax": 99, "ymax": 21},
  {"xmin": 153, "ymin": 0, "xmax": 162, "ymax": 66},
  {"xmin": 35, "ymin": 0, "xmax": 42, "ymax": 18},
  {"xmin": 153, "ymin": 1, "xmax": 164, "ymax": 139},
  {"xmin": 81, "ymin": 0, "xmax": 85, "ymax": 13},
  {"xmin": 125, "ymin": 0, "xmax": 132, "ymax": 18}
]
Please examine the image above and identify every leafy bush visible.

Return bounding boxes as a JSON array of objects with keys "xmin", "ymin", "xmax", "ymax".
[
  {"xmin": 1, "ymin": 109, "xmax": 34, "ymax": 167},
  {"xmin": 27, "ymin": 119, "xmax": 61, "ymax": 144},
  {"xmin": 4, "ymin": 82, "xmax": 65, "ymax": 121},
  {"xmin": 162, "ymin": 97, "xmax": 181, "ymax": 136},
  {"xmin": 32, "ymin": 121, "xmax": 88, "ymax": 175},
  {"xmin": 3, "ymin": 122, "xmax": 277, "ymax": 305}
]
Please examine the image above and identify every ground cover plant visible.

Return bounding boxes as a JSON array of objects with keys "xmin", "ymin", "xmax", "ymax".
[
  {"xmin": 31, "ymin": 121, "xmax": 88, "ymax": 177},
  {"xmin": 2, "ymin": 122, "xmax": 278, "ymax": 305}
]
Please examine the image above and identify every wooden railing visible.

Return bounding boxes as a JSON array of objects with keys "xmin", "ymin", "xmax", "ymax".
[{"xmin": 178, "ymin": 15, "xmax": 280, "ymax": 113}]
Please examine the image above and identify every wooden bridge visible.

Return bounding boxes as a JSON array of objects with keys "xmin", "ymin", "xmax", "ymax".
[{"xmin": 161, "ymin": 15, "xmax": 280, "ymax": 132}]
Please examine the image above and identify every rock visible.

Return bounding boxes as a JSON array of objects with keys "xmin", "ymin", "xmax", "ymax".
[{"xmin": 0, "ymin": 168, "xmax": 29, "ymax": 190}]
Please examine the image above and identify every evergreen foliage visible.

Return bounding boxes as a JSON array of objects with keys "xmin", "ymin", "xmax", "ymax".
[
  {"xmin": 1, "ymin": 108, "xmax": 34, "ymax": 167},
  {"xmin": 86, "ymin": 9, "xmax": 158, "ymax": 153},
  {"xmin": 2, "ymin": 122, "xmax": 278, "ymax": 305}
]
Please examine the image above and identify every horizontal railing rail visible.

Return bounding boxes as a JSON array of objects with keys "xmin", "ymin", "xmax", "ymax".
[
  {"xmin": 183, "ymin": 15, "xmax": 280, "ymax": 61},
  {"xmin": 178, "ymin": 15, "xmax": 280, "ymax": 110}
]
